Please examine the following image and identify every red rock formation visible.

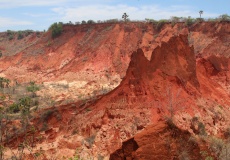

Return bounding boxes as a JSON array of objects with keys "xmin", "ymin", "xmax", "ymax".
[
  {"xmin": 1, "ymin": 22, "xmax": 230, "ymax": 159},
  {"xmin": 111, "ymin": 122, "xmax": 203, "ymax": 160}
]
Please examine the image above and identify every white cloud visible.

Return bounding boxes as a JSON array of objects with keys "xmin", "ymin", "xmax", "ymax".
[
  {"xmin": 0, "ymin": 17, "xmax": 33, "ymax": 28},
  {"xmin": 52, "ymin": 5, "xmax": 219, "ymax": 23}
]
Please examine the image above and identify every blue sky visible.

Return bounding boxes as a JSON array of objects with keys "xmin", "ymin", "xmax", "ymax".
[{"xmin": 0, "ymin": 0, "xmax": 229, "ymax": 32}]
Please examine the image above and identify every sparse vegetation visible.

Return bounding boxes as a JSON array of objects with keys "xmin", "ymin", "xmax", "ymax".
[
  {"xmin": 0, "ymin": 93, "xmax": 40, "ymax": 159},
  {"xmin": 6, "ymin": 29, "xmax": 40, "ymax": 41}
]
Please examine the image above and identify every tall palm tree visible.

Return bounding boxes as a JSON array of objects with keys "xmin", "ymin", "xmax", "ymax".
[{"xmin": 199, "ymin": 10, "xmax": 203, "ymax": 18}]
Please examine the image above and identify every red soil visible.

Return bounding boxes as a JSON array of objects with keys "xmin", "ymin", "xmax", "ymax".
[{"xmin": 1, "ymin": 22, "xmax": 230, "ymax": 159}]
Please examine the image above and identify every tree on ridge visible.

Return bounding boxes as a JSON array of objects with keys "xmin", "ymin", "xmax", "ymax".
[
  {"xmin": 122, "ymin": 13, "xmax": 129, "ymax": 22},
  {"xmin": 199, "ymin": 10, "xmax": 203, "ymax": 18}
]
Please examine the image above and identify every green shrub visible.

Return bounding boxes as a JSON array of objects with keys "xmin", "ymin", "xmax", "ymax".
[
  {"xmin": 170, "ymin": 16, "xmax": 181, "ymax": 27},
  {"xmin": 8, "ymin": 34, "xmax": 14, "ymax": 40},
  {"xmin": 219, "ymin": 14, "xmax": 230, "ymax": 22},
  {"xmin": 40, "ymin": 110, "xmax": 54, "ymax": 122},
  {"xmin": 6, "ymin": 30, "xmax": 15, "ymax": 40},
  {"xmin": 219, "ymin": 142, "xmax": 230, "ymax": 160},
  {"xmin": 165, "ymin": 117, "xmax": 177, "ymax": 129},
  {"xmin": 208, "ymin": 137, "xmax": 230, "ymax": 159},
  {"xmin": 26, "ymin": 81, "xmax": 40, "ymax": 97},
  {"xmin": 36, "ymin": 31, "xmax": 40, "ymax": 36},
  {"xmin": 198, "ymin": 122, "xmax": 207, "ymax": 136},
  {"xmin": 205, "ymin": 156, "xmax": 214, "ymax": 160},
  {"xmin": 200, "ymin": 151, "xmax": 214, "ymax": 160},
  {"xmin": 224, "ymin": 128, "xmax": 230, "ymax": 139},
  {"xmin": 209, "ymin": 137, "xmax": 224, "ymax": 156},
  {"xmin": 7, "ymin": 97, "xmax": 32, "ymax": 114},
  {"xmin": 41, "ymin": 123, "xmax": 48, "ymax": 131},
  {"xmin": 185, "ymin": 16, "xmax": 195, "ymax": 27},
  {"xmin": 0, "ymin": 77, "xmax": 10, "ymax": 88},
  {"xmin": 17, "ymin": 31, "xmax": 24, "ymax": 40},
  {"xmin": 98, "ymin": 154, "xmax": 104, "ymax": 160},
  {"xmin": 18, "ymin": 97, "xmax": 32, "ymax": 116},
  {"xmin": 156, "ymin": 19, "xmax": 168, "ymax": 31},
  {"xmin": 48, "ymin": 22, "xmax": 63, "ymax": 38},
  {"xmin": 85, "ymin": 135, "xmax": 96, "ymax": 148},
  {"xmin": 24, "ymin": 30, "xmax": 33, "ymax": 36},
  {"xmin": 7, "ymin": 103, "xmax": 20, "ymax": 113},
  {"xmin": 196, "ymin": 18, "xmax": 204, "ymax": 22},
  {"xmin": 207, "ymin": 18, "xmax": 217, "ymax": 22},
  {"xmin": 7, "ymin": 30, "xmax": 14, "ymax": 36},
  {"xmin": 105, "ymin": 19, "xmax": 118, "ymax": 23},
  {"xmin": 46, "ymin": 41, "xmax": 51, "ymax": 47},
  {"xmin": 145, "ymin": 18, "xmax": 157, "ymax": 23},
  {"xmin": 87, "ymin": 20, "xmax": 95, "ymax": 24},
  {"xmin": 0, "ymin": 50, "xmax": 2, "ymax": 57},
  {"xmin": 69, "ymin": 154, "xmax": 79, "ymax": 160},
  {"xmin": 33, "ymin": 99, "xmax": 39, "ymax": 106}
]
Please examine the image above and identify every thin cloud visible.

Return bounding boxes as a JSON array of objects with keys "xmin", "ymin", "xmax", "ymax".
[
  {"xmin": 0, "ymin": 0, "xmax": 66, "ymax": 8},
  {"xmin": 52, "ymin": 5, "xmax": 219, "ymax": 23},
  {"xmin": 0, "ymin": 0, "xmax": 114, "ymax": 8}
]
